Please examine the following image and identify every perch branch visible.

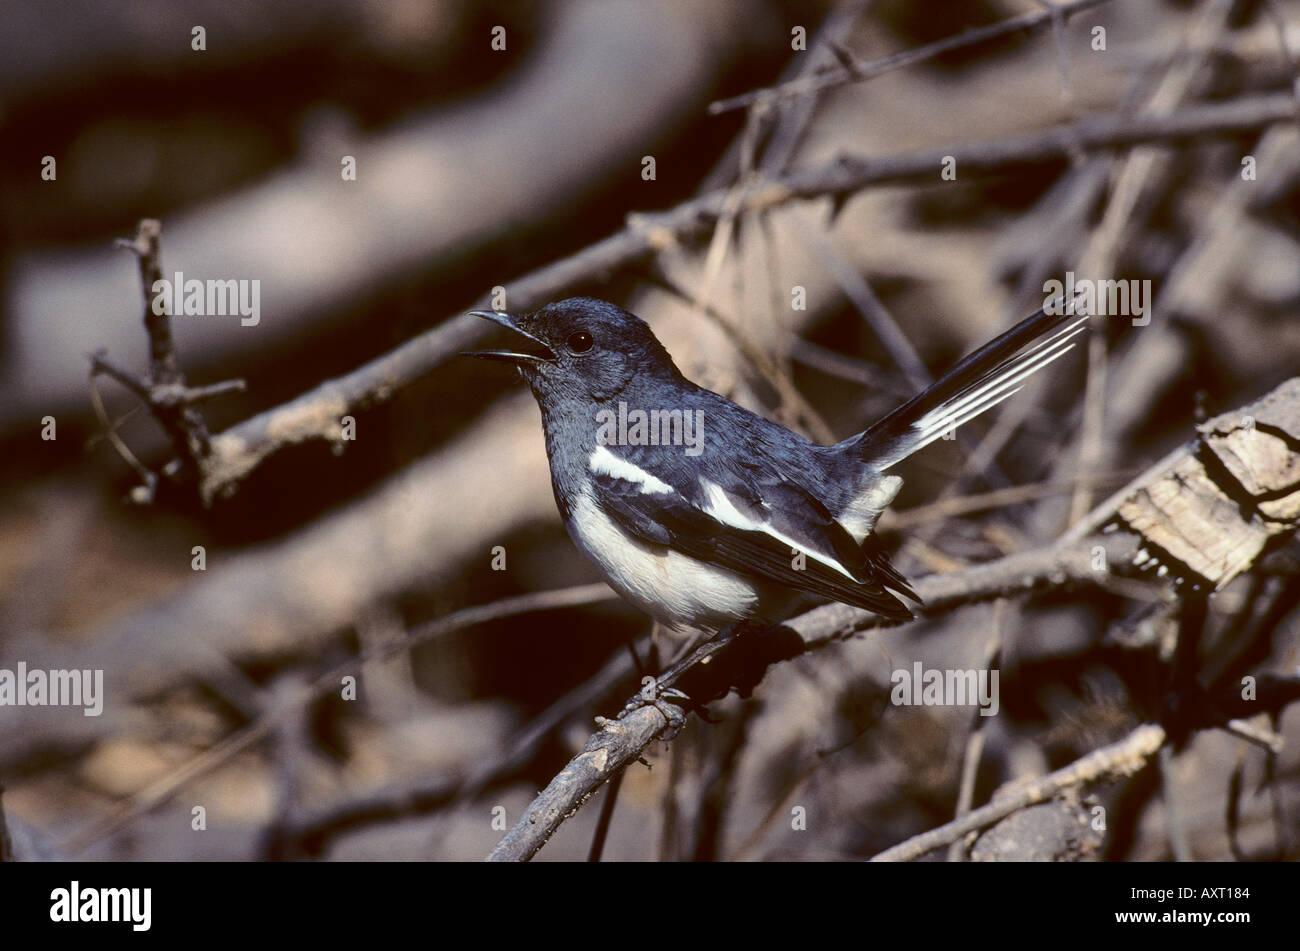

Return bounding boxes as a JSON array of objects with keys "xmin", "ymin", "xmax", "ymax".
[{"xmin": 485, "ymin": 534, "xmax": 1139, "ymax": 861}]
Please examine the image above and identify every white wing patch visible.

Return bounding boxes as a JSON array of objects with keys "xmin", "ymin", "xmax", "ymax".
[
  {"xmin": 589, "ymin": 445, "xmax": 673, "ymax": 494},
  {"xmin": 700, "ymin": 479, "xmax": 858, "ymax": 581}
]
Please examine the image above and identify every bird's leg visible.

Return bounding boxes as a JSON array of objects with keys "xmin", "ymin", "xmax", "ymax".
[
  {"xmin": 619, "ymin": 625, "xmax": 741, "ymax": 739},
  {"xmin": 619, "ymin": 624, "xmax": 689, "ymax": 738},
  {"xmin": 655, "ymin": 625, "xmax": 740, "ymax": 690}
]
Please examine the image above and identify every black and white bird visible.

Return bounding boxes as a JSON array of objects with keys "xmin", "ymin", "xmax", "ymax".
[{"xmin": 467, "ymin": 297, "xmax": 1087, "ymax": 634}]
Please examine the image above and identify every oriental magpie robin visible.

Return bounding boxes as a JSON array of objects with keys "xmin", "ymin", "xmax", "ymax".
[{"xmin": 466, "ymin": 297, "xmax": 1087, "ymax": 634}]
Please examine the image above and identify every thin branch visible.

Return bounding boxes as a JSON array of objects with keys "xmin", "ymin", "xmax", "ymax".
[
  {"xmin": 88, "ymin": 350, "xmax": 152, "ymax": 400},
  {"xmin": 947, "ymin": 599, "xmax": 1006, "ymax": 861},
  {"xmin": 794, "ymin": 93, "xmax": 1296, "ymax": 193},
  {"xmin": 1224, "ymin": 715, "xmax": 1284, "ymax": 753},
  {"xmin": 870, "ymin": 723, "xmax": 1167, "ymax": 861},
  {"xmin": 753, "ymin": 0, "xmax": 872, "ymax": 177},
  {"xmin": 788, "ymin": 208, "xmax": 932, "ymax": 392},
  {"xmin": 114, "ymin": 219, "xmax": 180, "ymax": 386},
  {"xmin": 789, "ymin": 336, "xmax": 912, "ymax": 394},
  {"xmin": 880, "ymin": 470, "xmax": 1135, "ymax": 531},
  {"xmin": 87, "ymin": 363, "xmax": 158, "ymax": 500},
  {"xmin": 650, "ymin": 272, "xmax": 835, "ymax": 443},
  {"xmin": 709, "ymin": 0, "xmax": 1119, "ymax": 114},
  {"xmin": 0, "ymin": 787, "xmax": 13, "ymax": 862},
  {"xmin": 92, "ymin": 219, "xmax": 245, "ymax": 499}
]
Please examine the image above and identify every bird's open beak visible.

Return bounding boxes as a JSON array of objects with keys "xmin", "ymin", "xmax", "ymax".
[{"xmin": 462, "ymin": 310, "xmax": 557, "ymax": 365}]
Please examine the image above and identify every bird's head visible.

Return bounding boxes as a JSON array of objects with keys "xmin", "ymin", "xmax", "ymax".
[{"xmin": 464, "ymin": 297, "xmax": 681, "ymax": 404}]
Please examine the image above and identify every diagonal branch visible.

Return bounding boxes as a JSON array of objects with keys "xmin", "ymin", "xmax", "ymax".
[
  {"xmin": 870, "ymin": 723, "xmax": 1168, "ymax": 862},
  {"xmin": 709, "ymin": 0, "xmax": 1120, "ymax": 114},
  {"xmin": 189, "ymin": 93, "xmax": 1297, "ymax": 503},
  {"xmin": 485, "ymin": 535, "xmax": 1139, "ymax": 861}
]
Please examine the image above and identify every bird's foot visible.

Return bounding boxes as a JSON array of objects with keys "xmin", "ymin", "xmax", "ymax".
[{"xmin": 622, "ymin": 678, "xmax": 692, "ymax": 740}]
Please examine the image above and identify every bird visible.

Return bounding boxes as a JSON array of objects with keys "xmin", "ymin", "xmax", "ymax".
[{"xmin": 465, "ymin": 296, "xmax": 1087, "ymax": 638}]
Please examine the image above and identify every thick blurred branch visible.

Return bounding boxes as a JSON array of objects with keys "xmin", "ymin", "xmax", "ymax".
[{"xmin": 2, "ymin": 0, "xmax": 754, "ymax": 430}]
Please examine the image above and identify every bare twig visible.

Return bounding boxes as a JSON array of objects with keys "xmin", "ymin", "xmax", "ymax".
[
  {"xmin": 709, "ymin": 0, "xmax": 1119, "ymax": 115},
  {"xmin": 91, "ymin": 219, "xmax": 245, "ymax": 500},
  {"xmin": 0, "ymin": 787, "xmax": 13, "ymax": 863},
  {"xmin": 486, "ymin": 705, "xmax": 671, "ymax": 862},
  {"xmin": 1224, "ymin": 715, "xmax": 1284, "ymax": 753},
  {"xmin": 87, "ymin": 367, "xmax": 157, "ymax": 499},
  {"xmin": 115, "ymin": 219, "xmax": 180, "ymax": 387},
  {"xmin": 947, "ymin": 599, "xmax": 1006, "ymax": 861},
  {"xmin": 651, "ymin": 272, "xmax": 835, "ymax": 443},
  {"xmin": 788, "ymin": 208, "xmax": 932, "ymax": 392},
  {"xmin": 880, "ymin": 470, "xmax": 1134, "ymax": 531},
  {"xmin": 871, "ymin": 723, "xmax": 1167, "ymax": 861},
  {"xmin": 804, "ymin": 93, "xmax": 1296, "ymax": 192}
]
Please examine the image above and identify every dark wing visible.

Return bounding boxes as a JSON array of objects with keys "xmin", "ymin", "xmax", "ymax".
[{"xmin": 590, "ymin": 462, "xmax": 916, "ymax": 622}]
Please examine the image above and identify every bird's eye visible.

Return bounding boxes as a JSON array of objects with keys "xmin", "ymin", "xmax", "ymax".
[{"xmin": 566, "ymin": 331, "xmax": 594, "ymax": 353}]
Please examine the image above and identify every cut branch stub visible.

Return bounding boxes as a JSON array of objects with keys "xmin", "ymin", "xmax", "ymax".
[{"xmin": 1116, "ymin": 377, "xmax": 1300, "ymax": 589}]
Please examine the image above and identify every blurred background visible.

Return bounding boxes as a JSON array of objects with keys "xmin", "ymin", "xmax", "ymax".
[{"xmin": 0, "ymin": 0, "xmax": 1297, "ymax": 861}]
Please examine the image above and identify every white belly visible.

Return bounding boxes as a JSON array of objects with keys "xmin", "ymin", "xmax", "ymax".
[{"xmin": 566, "ymin": 492, "xmax": 760, "ymax": 633}]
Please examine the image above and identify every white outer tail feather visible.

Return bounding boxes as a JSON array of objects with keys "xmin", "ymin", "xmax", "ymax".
[{"xmin": 878, "ymin": 313, "xmax": 1090, "ymax": 470}]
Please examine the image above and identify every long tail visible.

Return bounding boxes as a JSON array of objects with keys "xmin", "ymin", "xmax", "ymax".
[{"xmin": 842, "ymin": 295, "xmax": 1088, "ymax": 470}]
